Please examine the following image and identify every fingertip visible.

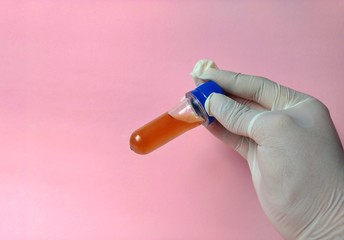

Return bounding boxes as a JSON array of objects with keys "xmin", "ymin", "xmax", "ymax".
[
  {"xmin": 205, "ymin": 92, "xmax": 224, "ymax": 117},
  {"xmin": 191, "ymin": 59, "xmax": 219, "ymax": 80},
  {"xmin": 204, "ymin": 93, "xmax": 213, "ymax": 117}
]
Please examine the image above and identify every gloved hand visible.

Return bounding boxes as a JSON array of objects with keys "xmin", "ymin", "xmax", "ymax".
[{"xmin": 191, "ymin": 60, "xmax": 344, "ymax": 239}]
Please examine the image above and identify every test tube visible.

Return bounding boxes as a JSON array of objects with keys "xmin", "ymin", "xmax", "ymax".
[{"xmin": 130, "ymin": 81, "xmax": 224, "ymax": 154}]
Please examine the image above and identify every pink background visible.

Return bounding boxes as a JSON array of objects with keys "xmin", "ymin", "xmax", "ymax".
[{"xmin": 1, "ymin": 1, "xmax": 343, "ymax": 239}]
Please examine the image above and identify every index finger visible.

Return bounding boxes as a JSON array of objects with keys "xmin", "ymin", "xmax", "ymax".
[{"xmin": 192, "ymin": 60, "xmax": 309, "ymax": 110}]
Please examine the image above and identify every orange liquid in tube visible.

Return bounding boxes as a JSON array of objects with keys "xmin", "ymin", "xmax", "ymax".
[{"xmin": 130, "ymin": 112, "xmax": 203, "ymax": 155}]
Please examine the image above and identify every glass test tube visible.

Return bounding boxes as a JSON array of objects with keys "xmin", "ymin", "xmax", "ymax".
[{"xmin": 129, "ymin": 81, "xmax": 224, "ymax": 155}]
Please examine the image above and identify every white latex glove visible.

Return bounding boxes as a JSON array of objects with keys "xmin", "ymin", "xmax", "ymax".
[{"xmin": 191, "ymin": 60, "xmax": 344, "ymax": 239}]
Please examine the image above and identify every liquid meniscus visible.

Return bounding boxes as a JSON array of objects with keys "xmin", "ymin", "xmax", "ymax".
[{"xmin": 130, "ymin": 112, "xmax": 203, "ymax": 154}]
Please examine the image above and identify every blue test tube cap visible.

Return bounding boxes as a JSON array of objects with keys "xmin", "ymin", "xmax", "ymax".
[{"xmin": 186, "ymin": 80, "xmax": 225, "ymax": 125}]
